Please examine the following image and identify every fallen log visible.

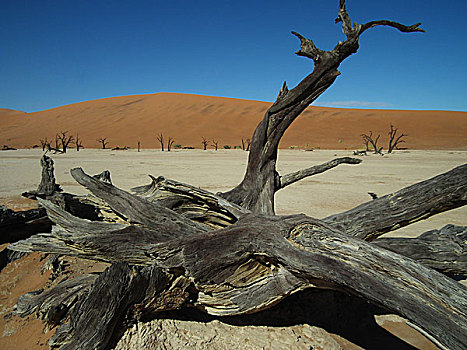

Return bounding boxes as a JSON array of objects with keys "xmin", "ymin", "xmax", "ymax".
[
  {"xmin": 324, "ymin": 163, "xmax": 467, "ymax": 241},
  {"xmin": 374, "ymin": 224, "xmax": 467, "ymax": 278},
  {"xmin": 9, "ymin": 182, "xmax": 467, "ymax": 349},
  {"xmin": 126, "ymin": 169, "xmax": 467, "ymax": 277}
]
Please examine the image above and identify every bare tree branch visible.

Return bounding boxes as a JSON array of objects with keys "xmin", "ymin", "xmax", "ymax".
[
  {"xmin": 374, "ymin": 225, "xmax": 467, "ymax": 277},
  {"xmin": 201, "ymin": 137, "xmax": 209, "ymax": 150},
  {"xmin": 279, "ymin": 157, "xmax": 361, "ymax": 189},
  {"xmin": 156, "ymin": 133, "xmax": 164, "ymax": 151},
  {"xmin": 324, "ymin": 164, "xmax": 467, "ymax": 240},
  {"xmin": 335, "ymin": 0, "xmax": 353, "ymax": 36},
  {"xmin": 167, "ymin": 137, "xmax": 175, "ymax": 152},
  {"xmin": 388, "ymin": 124, "xmax": 407, "ymax": 153},
  {"xmin": 97, "ymin": 137, "xmax": 109, "ymax": 150},
  {"xmin": 359, "ymin": 20, "xmax": 425, "ymax": 35}
]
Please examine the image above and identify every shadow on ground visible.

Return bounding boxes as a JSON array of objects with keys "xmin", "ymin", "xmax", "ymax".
[{"xmin": 150, "ymin": 288, "xmax": 417, "ymax": 350}]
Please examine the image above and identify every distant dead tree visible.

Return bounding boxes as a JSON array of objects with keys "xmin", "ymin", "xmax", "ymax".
[
  {"xmin": 46, "ymin": 131, "xmax": 73, "ymax": 154},
  {"xmin": 388, "ymin": 124, "xmax": 407, "ymax": 153},
  {"xmin": 201, "ymin": 137, "xmax": 209, "ymax": 150},
  {"xmin": 167, "ymin": 137, "xmax": 175, "ymax": 152},
  {"xmin": 97, "ymin": 138, "xmax": 109, "ymax": 150},
  {"xmin": 137, "ymin": 141, "xmax": 141, "ymax": 152},
  {"xmin": 156, "ymin": 133, "xmax": 164, "ymax": 151},
  {"xmin": 53, "ymin": 135, "xmax": 61, "ymax": 152},
  {"xmin": 56, "ymin": 131, "xmax": 74, "ymax": 153},
  {"xmin": 43, "ymin": 135, "xmax": 61, "ymax": 154},
  {"xmin": 361, "ymin": 132, "xmax": 383, "ymax": 155},
  {"xmin": 212, "ymin": 140, "xmax": 219, "ymax": 151},
  {"xmin": 40, "ymin": 137, "xmax": 50, "ymax": 151},
  {"xmin": 241, "ymin": 138, "xmax": 251, "ymax": 151},
  {"xmin": 75, "ymin": 134, "xmax": 84, "ymax": 152}
]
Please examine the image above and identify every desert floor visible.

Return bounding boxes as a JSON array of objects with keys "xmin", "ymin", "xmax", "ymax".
[
  {"xmin": 0, "ymin": 149, "xmax": 465, "ymax": 349},
  {"xmin": 1, "ymin": 148, "xmax": 465, "ymax": 237}
]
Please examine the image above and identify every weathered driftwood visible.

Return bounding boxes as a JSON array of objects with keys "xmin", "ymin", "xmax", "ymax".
[
  {"xmin": 279, "ymin": 157, "xmax": 361, "ymax": 189},
  {"xmin": 22, "ymin": 155, "xmax": 62, "ymax": 199},
  {"xmin": 49, "ymin": 264, "xmax": 173, "ymax": 349},
  {"xmin": 10, "ymin": 203, "xmax": 467, "ymax": 350},
  {"xmin": 11, "ymin": 166, "xmax": 467, "ymax": 274},
  {"xmin": 7, "ymin": 2, "xmax": 467, "ymax": 350},
  {"xmin": 70, "ymin": 168, "xmax": 207, "ymax": 238},
  {"xmin": 324, "ymin": 163, "xmax": 467, "ymax": 241},
  {"xmin": 131, "ymin": 175, "xmax": 249, "ymax": 228},
  {"xmin": 14, "ymin": 274, "xmax": 98, "ymax": 331},
  {"xmin": 374, "ymin": 224, "xmax": 467, "ymax": 278},
  {"xmin": 125, "ymin": 168, "xmax": 467, "ymax": 277},
  {"xmin": 9, "ymin": 167, "xmax": 467, "ymax": 349}
]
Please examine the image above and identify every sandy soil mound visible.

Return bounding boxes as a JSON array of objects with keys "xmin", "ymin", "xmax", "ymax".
[{"xmin": 1, "ymin": 93, "xmax": 466, "ymax": 150}]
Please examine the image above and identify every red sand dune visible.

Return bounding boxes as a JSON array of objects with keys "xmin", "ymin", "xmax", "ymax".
[{"xmin": 1, "ymin": 93, "xmax": 466, "ymax": 150}]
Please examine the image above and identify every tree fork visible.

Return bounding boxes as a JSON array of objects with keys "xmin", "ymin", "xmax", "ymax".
[{"xmin": 221, "ymin": 1, "xmax": 424, "ymax": 214}]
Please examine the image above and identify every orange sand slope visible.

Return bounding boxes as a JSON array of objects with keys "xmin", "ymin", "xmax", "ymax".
[{"xmin": 1, "ymin": 93, "xmax": 466, "ymax": 149}]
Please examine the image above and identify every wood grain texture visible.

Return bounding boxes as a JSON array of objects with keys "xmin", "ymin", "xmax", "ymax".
[
  {"xmin": 131, "ymin": 175, "xmax": 248, "ymax": 229},
  {"xmin": 374, "ymin": 224, "xmax": 467, "ymax": 277},
  {"xmin": 324, "ymin": 164, "xmax": 467, "ymax": 240}
]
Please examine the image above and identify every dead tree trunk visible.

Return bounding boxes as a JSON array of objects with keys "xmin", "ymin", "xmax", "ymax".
[
  {"xmin": 156, "ymin": 133, "xmax": 164, "ymax": 151},
  {"xmin": 22, "ymin": 155, "xmax": 63, "ymax": 199},
  {"xmin": 361, "ymin": 131, "xmax": 383, "ymax": 155},
  {"xmin": 220, "ymin": 1, "xmax": 423, "ymax": 213},
  {"xmin": 40, "ymin": 137, "xmax": 49, "ymax": 151},
  {"xmin": 9, "ymin": 160, "xmax": 467, "ymax": 350},
  {"xmin": 388, "ymin": 124, "xmax": 407, "ymax": 153},
  {"xmin": 97, "ymin": 137, "xmax": 109, "ymax": 149},
  {"xmin": 8, "ymin": 3, "xmax": 467, "ymax": 350},
  {"xmin": 241, "ymin": 138, "xmax": 251, "ymax": 151},
  {"xmin": 201, "ymin": 137, "xmax": 209, "ymax": 150},
  {"xmin": 56, "ymin": 131, "xmax": 74, "ymax": 153},
  {"xmin": 167, "ymin": 137, "xmax": 175, "ymax": 151},
  {"xmin": 9, "ymin": 167, "xmax": 467, "ymax": 349},
  {"xmin": 76, "ymin": 134, "xmax": 83, "ymax": 151}
]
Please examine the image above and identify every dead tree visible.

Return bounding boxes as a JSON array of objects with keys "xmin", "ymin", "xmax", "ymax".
[
  {"xmin": 55, "ymin": 131, "xmax": 74, "ymax": 153},
  {"xmin": 361, "ymin": 134, "xmax": 370, "ymax": 151},
  {"xmin": 241, "ymin": 138, "xmax": 251, "ymax": 151},
  {"xmin": 97, "ymin": 138, "xmax": 109, "ymax": 150},
  {"xmin": 167, "ymin": 137, "xmax": 175, "ymax": 152},
  {"xmin": 156, "ymin": 133, "xmax": 164, "ymax": 151},
  {"xmin": 40, "ymin": 137, "xmax": 50, "ymax": 151},
  {"xmin": 212, "ymin": 140, "xmax": 219, "ymax": 151},
  {"xmin": 137, "ymin": 141, "xmax": 141, "ymax": 152},
  {"xmin": 388, "ymin": 124, "xmax": 407, "ymax": 153},
  {"xmin": 75, "ymin": 134, "xmax": 83, "ymax": 151},
  {"xmin": 361, "ymin": 131, "xmax": 383, "ymax": 155},
  {"xmin": 45, "ymin": 134, "xmax": 65, "ymax": 154},
  {"xmin": 8, "ymin": 3, "xmax": 467, "ymax": 350},
  {"xmin": 201, "ymin": 137, "xmax": 209, "ymax": 150}
]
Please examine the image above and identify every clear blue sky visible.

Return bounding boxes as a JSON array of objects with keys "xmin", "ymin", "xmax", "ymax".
[{"xmin": 1, "ymin": 0, "xmax": 466, "ymax": 112}]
